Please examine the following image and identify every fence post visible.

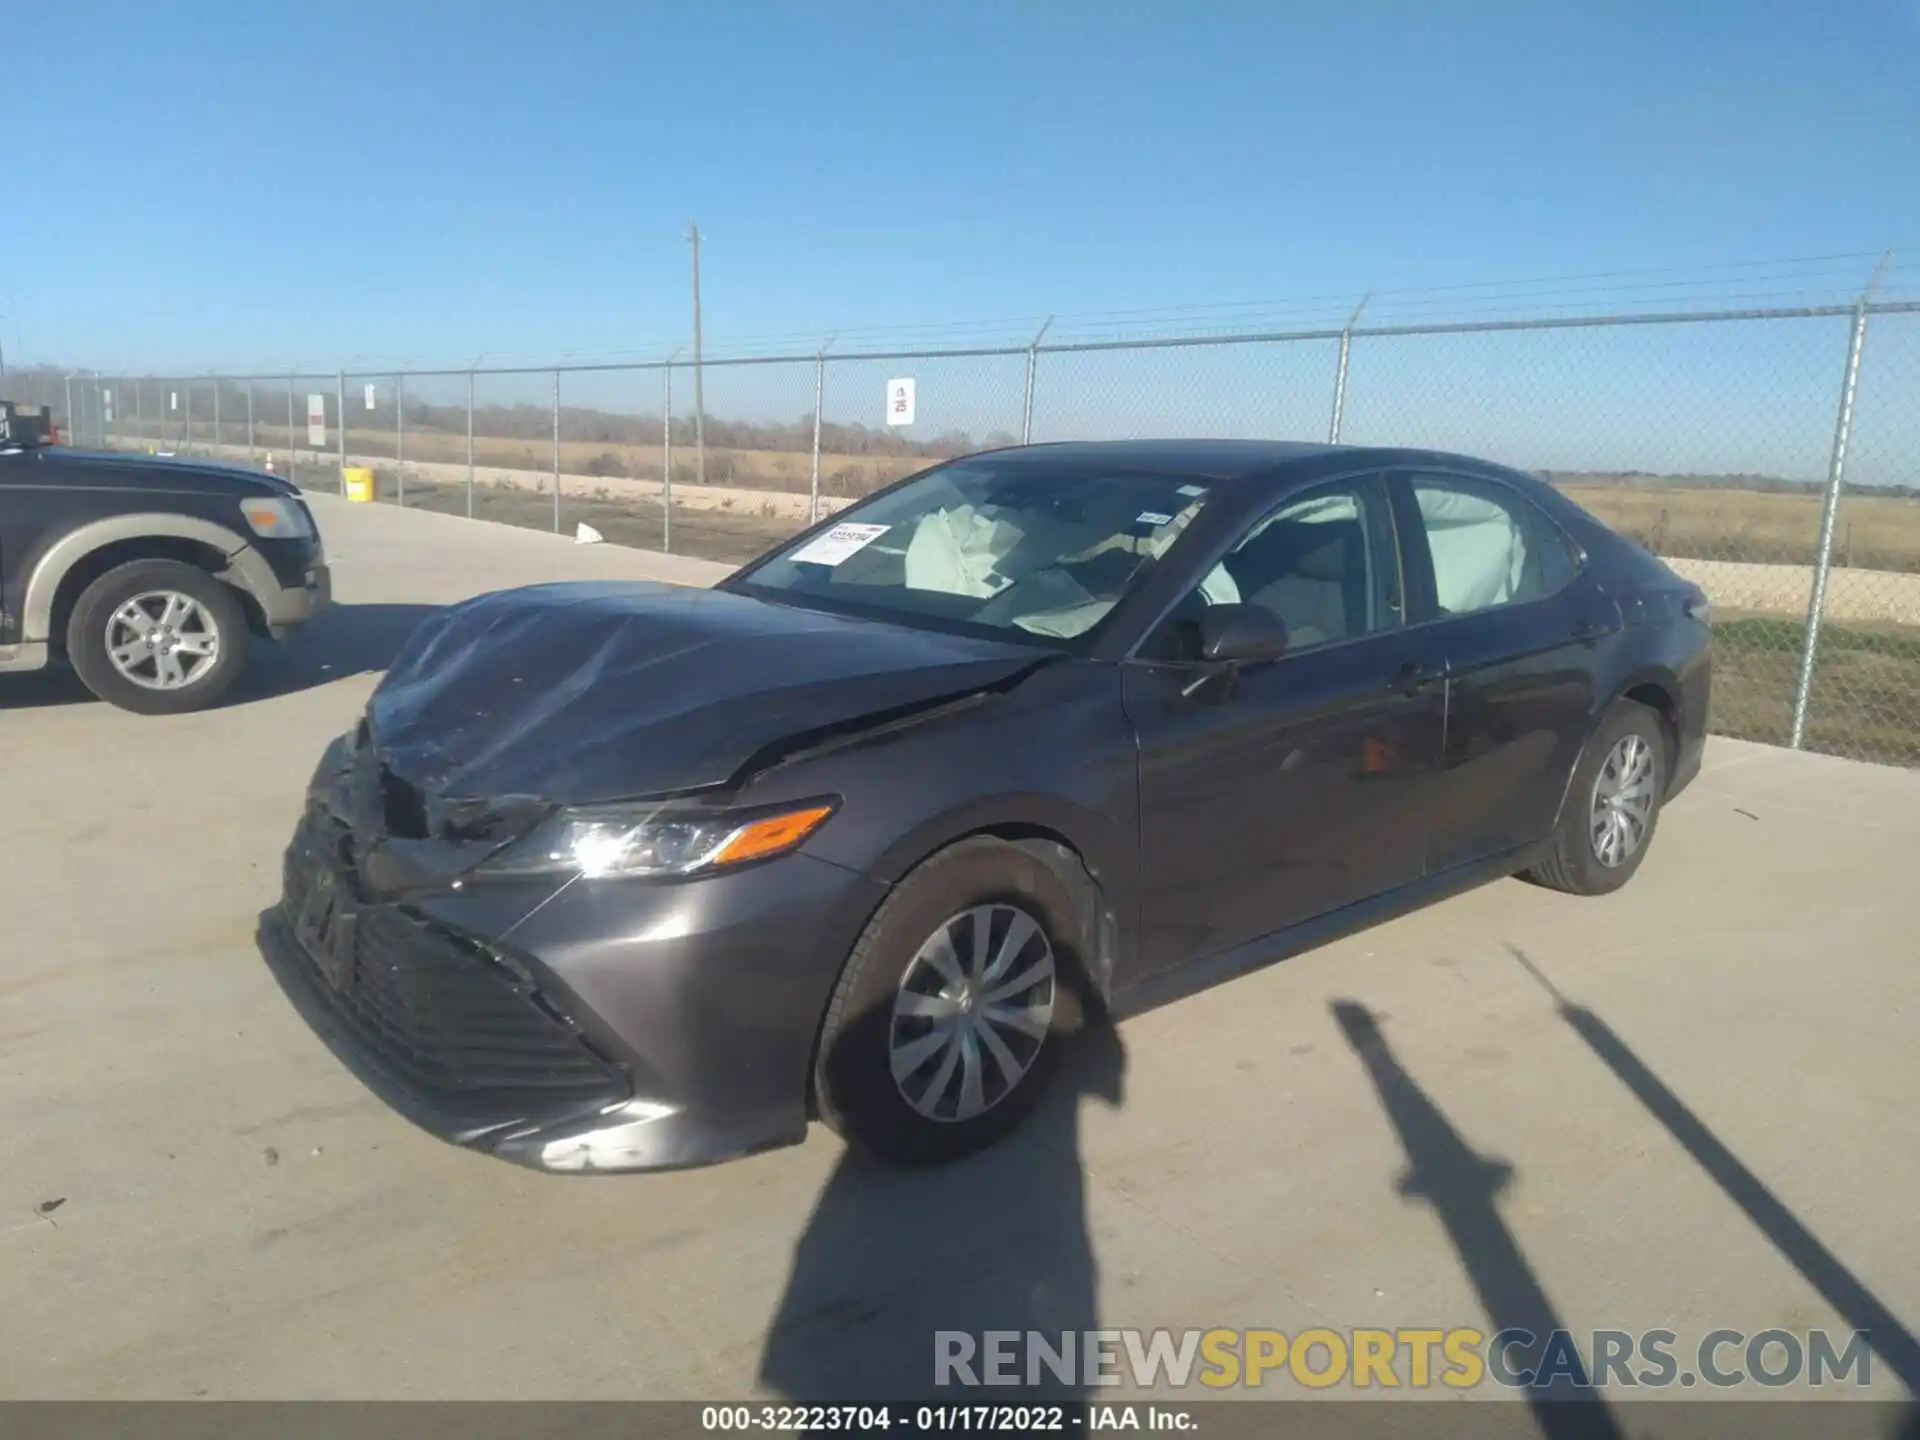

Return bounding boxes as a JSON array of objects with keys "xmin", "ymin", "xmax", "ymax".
[
  {"xmin": 1327, "ymin": 293, "xmax": 1372, "ymax": 444},
  {"xmin": 246, "ymin": 381, "xmax": 255, "ymax": 461},
  {"xmin": 135, "ymin": 377, "xmax": 144, "ymax": 447},
  {"xmin": 63, "ymin": 373, "xmax": 73, "ymax": 442},
  {"xmin": 1788, "ymin": 297, "xmax": 1873, "ymax": 750},
  {"xmin": 551, "ymin": 369, "xmax": 561, "ymax": 534},
  {"xmin": 466, "ymin": 371, "xmax": 476, "ymax": 519},
  {"xmin": 662, "ymin": 362, "xmax": 674, "ymax": 553},
  {"xmin": 213, "ymin": 381, "xmax": 221, "ymax": 456},
  {"xmin": 395, "ymin": 374, "xmax": 406, "ymax": 506},
  {"xmin": 336, "ymin": 371, "xmax": 347, "ymax": 491},
  {"xmin": 185, "ymin": 385, "xmax": 193, "ymax": 454},
  {"xmin": 1021, "ymin": 316, "xmax": 1053, "ymax": 445},
  {"xmin": 809, "ymin": 341, "xmax": 832, "ymax": 526}
]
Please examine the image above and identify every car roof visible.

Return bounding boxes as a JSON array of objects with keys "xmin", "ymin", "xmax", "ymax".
[{"xmin": 985, "ymin": 439, "xmax": 1528, "ymax": 485}]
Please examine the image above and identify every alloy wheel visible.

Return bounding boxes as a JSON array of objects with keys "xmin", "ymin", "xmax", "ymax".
[
  {"xmin": 1590, "ymin": 733, "xmax": 1656, "ymax": 867},
  {"xmin": 105, "ymin": 591, "xmax": 222, "ymax": 691},
  {"xmin": 889, "ymin": 903, "xmax": 1057, "ymax": 1123}
]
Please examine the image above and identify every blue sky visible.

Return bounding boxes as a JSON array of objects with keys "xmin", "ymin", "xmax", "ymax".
[
  {"xmin": 7, "ymin": 1, "xmax": 1920, "ymax": 481},
  {"xmin": 6, "ymin": 0, "xmax": 1918, "ymax": 369}
]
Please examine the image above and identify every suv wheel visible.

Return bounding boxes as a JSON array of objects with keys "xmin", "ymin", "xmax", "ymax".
[
  {"xmin": 814, "ymin": 837, "xmax": 1086, "ymax": 1166},
  {"xmin": 1527, "ymin": 698, "xmax": 1668, "ymax": 896},
  {"xmin": 66, "ymin": 559, "xmax": 249, "ymax": 715}
]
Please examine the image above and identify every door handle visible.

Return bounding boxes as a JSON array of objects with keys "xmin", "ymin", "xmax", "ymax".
[{"xmin": 1390, "ymin": 660, "xmax": 1442, "ymax": 694}]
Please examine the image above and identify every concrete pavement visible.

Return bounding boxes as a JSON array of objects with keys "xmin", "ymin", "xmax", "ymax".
[{"xmin": 1, "ymin": 494, "xmax": 1915, "ymax": 1410}]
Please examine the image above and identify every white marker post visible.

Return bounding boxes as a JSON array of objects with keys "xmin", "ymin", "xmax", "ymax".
[{"xmin": 885, "ymin": 377, "xmax": 916, "ymax": 428}]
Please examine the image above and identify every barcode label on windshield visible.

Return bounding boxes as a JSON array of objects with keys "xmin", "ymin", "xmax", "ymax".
[{"xmin": 788, "ymin": 522, "xmax": 891, "ymax": 567}]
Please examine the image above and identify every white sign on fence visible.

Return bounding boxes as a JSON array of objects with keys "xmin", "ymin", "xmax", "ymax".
[
  {"xmin": 169, "ymin": 392, "xmax": 179, "ymax": 413},
  {"xmin": 307, "ymin": 394, "xmax": 327, "ymax": 447},
  {"xmin": 885, "ymin": 377, "xmax": 916, "ymax": 428},
  {"xmin": 365, "ymin": 383, "xmax": 377, "ymax": 411},
  {"xmin": 102, "ymin": 390, "xmax": 113, "ymax": 422}
]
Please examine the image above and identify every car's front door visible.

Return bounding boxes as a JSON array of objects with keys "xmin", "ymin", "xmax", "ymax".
[
  {"xmin": 1122, "ymin": 474, "xmax": 1449, "ymax": 978},
  {"xmin": 1391, "ymin": 469, "xmax": 1620, "ymax": 873}
]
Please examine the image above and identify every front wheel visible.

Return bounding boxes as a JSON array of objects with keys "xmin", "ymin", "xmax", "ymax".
[
  {"xmin": 1527, "ymin": 698, "xmax": 1668, "ymax": 896},
  {"xmin": 66, "ymin": 559, "xmax": 250, "ymax": 715},
  {"xmin": 813, "ymin": 837, "xmax": 1087, "ymax": 1166}
]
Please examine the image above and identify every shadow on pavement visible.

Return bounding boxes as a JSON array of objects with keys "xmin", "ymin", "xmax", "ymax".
[
  {"xmin": 1506, "ymin": 943, "xmax": 1920, "ymax": 1420},
  {"xmin": 1331, "ymin": 998, "xmax": 1623, "ymax": 1440},
  {"xmin": 231, "ymin": 601, "xmax": 442, "ymax": 702},
  {"xmin": 0, "ymin": 601, "xmax": 439, "ymax": 711},
  {"xmin": 0, "ymin": 665, "xmax": 94, "ymax": 709},
  {"xmin": 758, "ymin": 1010, "xmax": 1127, "ymax": 1416}
]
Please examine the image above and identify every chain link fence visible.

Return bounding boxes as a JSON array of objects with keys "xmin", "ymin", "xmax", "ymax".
[{"xmin": 24, "ymin": 300, "xmax": 1920, "ymax": 768}]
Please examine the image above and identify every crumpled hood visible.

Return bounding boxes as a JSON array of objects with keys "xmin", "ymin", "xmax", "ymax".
[{"xmin": 366, "ymin": 581, "xmax": 1043, "ymax": 806}]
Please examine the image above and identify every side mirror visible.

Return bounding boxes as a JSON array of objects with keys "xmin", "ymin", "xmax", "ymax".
[{"xmin": 1198, "ymin": 604, "xmax": 1288, "ymax": 665}]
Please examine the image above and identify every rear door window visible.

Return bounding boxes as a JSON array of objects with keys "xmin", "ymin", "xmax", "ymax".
[{"xmin": 1405, "ymin": 474, "xmax": 1580, "ymax": 617}]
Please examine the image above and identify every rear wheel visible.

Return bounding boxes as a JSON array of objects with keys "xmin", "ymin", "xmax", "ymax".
[
  {"xmin": 814, "ymin": 837, "xmax": 1086, "ymax": 1166},
  {"xmin": 66, "ymin": 559, "xmax": 249, "ymax": 715},
  {"xmin": 1527, "ymin": 698, "xmax": 1667, "ymax": 895}
]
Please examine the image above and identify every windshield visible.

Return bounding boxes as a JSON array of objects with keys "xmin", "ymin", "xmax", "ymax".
[{"xmin": 731, "ymin": 457, "xmax": 1213, "ymax": 648}]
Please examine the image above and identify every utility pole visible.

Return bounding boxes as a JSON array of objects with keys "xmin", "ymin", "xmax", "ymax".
[{"xmin": 687, "ymin": 223, "xmax": 706, "ymax": 489}]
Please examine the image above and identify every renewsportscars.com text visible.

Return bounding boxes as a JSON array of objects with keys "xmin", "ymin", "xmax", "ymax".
[{"xmin": 935, "ymin": 1327, "xmax": 1876, "ymax": 1391}]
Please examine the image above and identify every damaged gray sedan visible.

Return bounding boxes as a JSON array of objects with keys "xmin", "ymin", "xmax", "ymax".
[{"xmin": 261, "ymin": 440, "xmax": 1709, "ymax": 1172}]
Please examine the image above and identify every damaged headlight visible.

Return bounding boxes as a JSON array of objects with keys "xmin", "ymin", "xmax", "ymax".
[{"xmin": 477, "ymin": 798, "xmax": 839, "ymax": 880}]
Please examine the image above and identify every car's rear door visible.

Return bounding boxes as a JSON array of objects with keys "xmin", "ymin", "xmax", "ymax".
[
  {"xmin": 1389, "ymin": 468, "xmax": 1620, "ymax": 873},
  {"xmin": 1122, "ymin": 473, "xmax": 1449, "ymax": 978}
]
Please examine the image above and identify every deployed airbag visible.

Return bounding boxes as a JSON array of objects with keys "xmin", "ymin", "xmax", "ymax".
[
  {"xmin": 1417, "ymin": 487, "xmax": 1529, "ymax": 614},
  {"xmin": 904, "ymin": 505, "xmax": 1019, "ymax": 598}
]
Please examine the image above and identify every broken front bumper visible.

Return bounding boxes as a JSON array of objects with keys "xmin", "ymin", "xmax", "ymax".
[{"xmin": 260, "ymin": 795, "xmax": 888, "ymax": 1174}]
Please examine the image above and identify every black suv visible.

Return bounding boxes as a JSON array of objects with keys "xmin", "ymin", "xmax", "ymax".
[{"xmin": 0, "ymin": 401, "xmax": 331, "ymax": 713}]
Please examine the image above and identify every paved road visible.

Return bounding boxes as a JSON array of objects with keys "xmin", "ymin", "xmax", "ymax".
[{"xmin": 2, "ymin": 496, "xmax": 1916, "ymax": 1409}]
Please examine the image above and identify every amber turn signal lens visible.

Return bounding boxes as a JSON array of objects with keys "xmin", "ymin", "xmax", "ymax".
[{"xmin": 708, "ymin": 804, "xmax": 837, "ymax": 866}]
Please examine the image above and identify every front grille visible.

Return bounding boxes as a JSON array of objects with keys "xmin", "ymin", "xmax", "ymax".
[{"xmin": 280, "ymin": 811, "xmax": 627, "ymax": 1127}]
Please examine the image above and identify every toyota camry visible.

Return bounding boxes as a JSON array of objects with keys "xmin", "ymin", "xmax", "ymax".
[{"xmin": 260, "ymin": 440, "xmax": 1710, "ymax": 1173}]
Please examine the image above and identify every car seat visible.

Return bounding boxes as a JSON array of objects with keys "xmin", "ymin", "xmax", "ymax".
[{"xmin": 1223, "ymin": 519, "xmax": 1367, "ymax": 650}]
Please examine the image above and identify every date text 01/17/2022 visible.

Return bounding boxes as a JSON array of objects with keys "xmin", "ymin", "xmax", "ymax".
[{"xmin": 698, "ymin": 1404, "xmax": 1198, "ymax": 1432}]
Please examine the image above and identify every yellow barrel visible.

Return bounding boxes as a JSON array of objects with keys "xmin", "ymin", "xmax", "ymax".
[{"xmin": 343, "ymin": 466, "xmax": 376, "ymax": 504}]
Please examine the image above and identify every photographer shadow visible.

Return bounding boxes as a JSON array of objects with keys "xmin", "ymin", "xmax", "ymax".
[{"xmin": 758, "ymin": 1010, "xmax": 1127, "ymax": 1409}]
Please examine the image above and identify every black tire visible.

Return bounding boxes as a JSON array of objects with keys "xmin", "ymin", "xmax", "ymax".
[
  {"xmin": 65, "ymin": 559, "xmax": 250, "ymax": 716},
  {"xmin": 1527, "ymin": 698, "xmax": 1668, "ymax": 896},
  {"xmin": 814, "ymin": 836, "xmax": 1089, "ymax": 1167}
]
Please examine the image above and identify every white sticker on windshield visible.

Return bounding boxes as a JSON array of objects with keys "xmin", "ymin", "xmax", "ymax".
[
  {"xmin": 788, "ymin": 522, "xmax": 891, "ymax": 567},
  {"xmin": 1134, "ymin": 510, "xmax": 1174, "ymax": 527},
  {"xmin": 1177, "ymin": 484, "xmax": 1206, "ymax": 497}
]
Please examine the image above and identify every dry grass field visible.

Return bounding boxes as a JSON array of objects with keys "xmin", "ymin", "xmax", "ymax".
[
  {"xmin": 243, "ymin": 422, "xmax": 931, "ymax": 499},
  {"xmin": 281, "ymin": 455, "xmax": 1920, "ymax": 769},
  {"xmin": 1556, "ymin": 481, "xmax": 1920, "ymax": 572},
  {"xmin": 239, "ymin": 423, "xmax": 1920, "ymax": 569}
]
